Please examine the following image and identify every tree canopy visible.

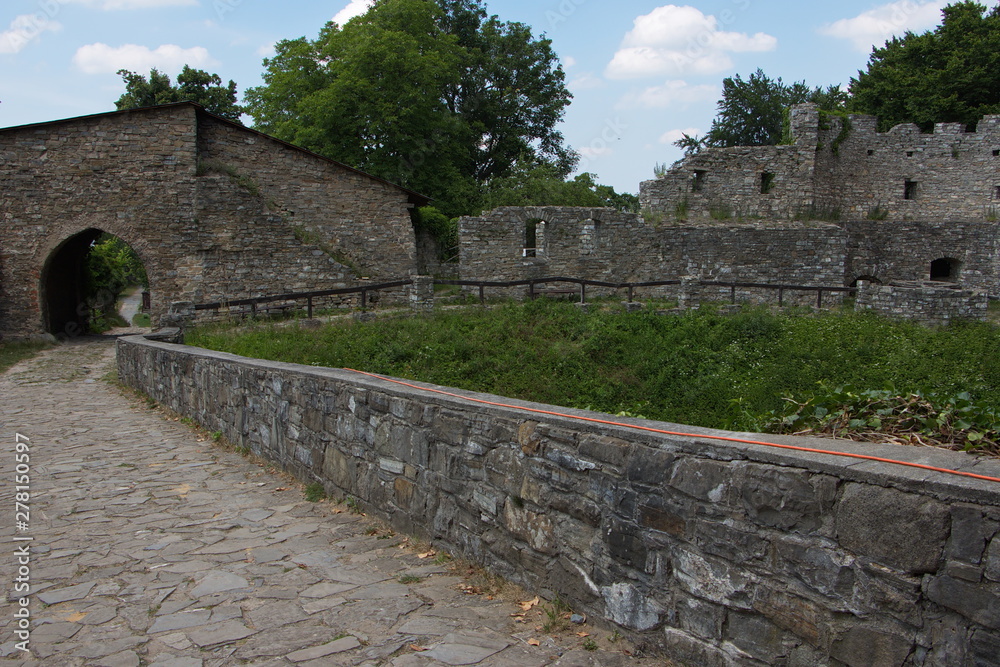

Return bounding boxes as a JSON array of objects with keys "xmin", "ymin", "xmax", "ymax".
[
  {"xmin": 676, "ymin": 69, "xmax": 846, "ymax": 153},
  {"xmin": 849, "ymin": 1, "xmax": 1000, "ymax": 130},
  {"xmin": 243, "ymin": 0, "xmax": 575, "ymax": 217},
  {"xmin": 115, "ymin": 66, "xmax": 243, "ymax": 122}
]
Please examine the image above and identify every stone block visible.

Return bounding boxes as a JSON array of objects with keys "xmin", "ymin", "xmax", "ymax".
[
  {"xmin": 638, "ymin": 501, "xmax": 687, "ymax": 538},
  {"xmin": 502, "ymin": 498, "xmax": 556, "ymax": 554},
  {"xmin": 773, "ymin": 535, "xmax": 855, "ymax": 599},
  {"xmin": 676, "ymin": 596, "xmax": 726, "ymax": 641},
  {"xmin": 605, "ymin": 517, "xmax": 648, "ymax": 569},
  {"xmin": 661, "ymin": 629, "xmax": 741, "ymax": 667},
  {"xmin": 625, "ymin": 445, "xmax": 674, "ymax": 487},
  {"xmin": 751, "ymin": 584, "xmax": 830, "ymax": 648},
  {"xmin": 925, "ymin": 575, "xmax": 1000, "ymax": 629},
  {"xmin": 670, "ymin": 458, "xmax": 732, "ymax": 504},
  {"xmin": 830, "ymin": 626, "xmax": 914, "ymax": 667},
  {"xmin": 948, "ymin": 505, "xmax": 987, "ymax": 564},
  {"xmin": 600, "ymin": 582, "xmax": 662, "ymax": 631},
  {"xmin": 986, "ymin": 534, "xmax": 1000, "ymax": 583},
  {"xmin": 971, "ymin": 628, "xmax": 1000, "ymax": 667},
  {"xmin": 578, "ymin": 434, "xmax": 630, "ymax": 468},
  {"xmin": 725, "ymin": 610, "xmax": 789, "ymax": 665},
  {"xmin": 835, "ymin": 484, "xmax": 949, "ymax": 574},
  {"xmin": 674, "ymin": 548, "xmax": 754, "ymax": 611},
  {"xmin": 739, "ymin": 466, "xmax": 837, "ymax": 534},
  {"xmin": 692, "ymin": 519, "xmax": 769, "ymax": 564},
  {"xmin": 517, "ymin": 421, "xmax": 544, "ymax": 457}
]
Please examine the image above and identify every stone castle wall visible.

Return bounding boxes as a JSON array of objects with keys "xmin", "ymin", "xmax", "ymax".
[
  {"xmin": 0, "ymin": 104, "xmax": 421, "ymax": 339},
  {"xmin": 640, "ymin": 104, "xmax": 1000, "ymax": 225},
  {"xmin": 459, "ymin": 206, "xmax": 846, "ymax": 304},
  {"xmin": 118, "ymin": 334, "xmax": 1000, "ymax": 666}
]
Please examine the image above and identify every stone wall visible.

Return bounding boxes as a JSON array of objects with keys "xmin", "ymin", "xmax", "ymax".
[
  {"xmin": 640, "ymin": 104, "xmax": 1000, "ymax": 225},
  {"xmin": 0, "ymin": 103, "xmax": 423, "ymax": 339},
  {"xmin": 855, "ymin": 280, "xmax": 989, "ymax": 326},
  {"xmin": 118, "ymin": 334, "xmax": 1000, "ymax": 666},
  {"xmin": 459, "ymin": 206, "xmax": 846, "ymax": 304}
]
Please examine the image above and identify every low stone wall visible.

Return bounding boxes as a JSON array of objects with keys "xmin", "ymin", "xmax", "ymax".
[
  {"xmin": 856, "ymin": 280, "xmax": 989, "ymax": 326},
  {"xmin": 117, "ymin": 336, "xmax": 1000, "ymax": 666}
]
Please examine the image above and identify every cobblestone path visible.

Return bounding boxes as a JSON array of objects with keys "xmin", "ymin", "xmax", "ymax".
[{"xmin": 0, "ymin": 339, "xmax": 661, "ymax": 667}]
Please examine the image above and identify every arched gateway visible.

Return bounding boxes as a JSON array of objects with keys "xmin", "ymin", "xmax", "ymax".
[{"xmin": 0, "ymin": 103, "xmax": 427, "ymax": 340}]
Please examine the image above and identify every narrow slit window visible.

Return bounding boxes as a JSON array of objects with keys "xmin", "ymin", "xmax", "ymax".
[
  {"xmin": 524, "ymin": 220, "xmax": 537, "ymax": 258},
  {"xmin": 994, "ymin": 149, "xmax": 1000, "ymax": 156},
  {"xmin": 692, "ymin": 170, "xmax": 706, "ymax": 193},
  {"xmin": 904, "ymin": 179, "xmax": 918, "ymax": 200},
  {"xmin": 906, "ymin": 151, "xmax": 914, "ymax": 157},
  {"xmin": 995, "ymin": 185, "xmax": 1000, "ymax": 199},
  {"xmin": 760, "ymin": 172, "xmax": 775, "ymax": 194},
  {"xmin": 867, "ymin": 149, "xmax": 874, "ymax": 156}
]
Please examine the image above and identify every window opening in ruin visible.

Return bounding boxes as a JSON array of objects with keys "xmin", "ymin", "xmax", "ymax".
[
  {"xmin": 692, "ymin": 170, "xmax": 706, "ymax": 193},
  {"xmin": 904, "ymin": 180, "xmax": 918, "ymax": 200},
  {"xmin": 906, "ymin": 151, "xmax": 914, "ymax": 157},
  {"xmin": 867, "ymin": 150, "xmax": 874, "ymax": 156},
  {"xmin": 994, "ymin": 149, "xmax": 1000, "ymax": 156},
  {"xmin": 523, "ymin": 219, "xmax": 545, "ymax": 258},
  {"xmin": 760, "ymin": 172, "xmax": 776, "ymax": 194},
  {"xmin": 930, "ymin": 258, "xmax": 961, "ymax": 282},
  {"xmin": 995, "ymin": 185, "xmax": 1000, "ymax": 199}
]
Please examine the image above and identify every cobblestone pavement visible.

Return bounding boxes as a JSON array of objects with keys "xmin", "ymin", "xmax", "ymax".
[{"xmin": 0, "ymin": 339, "xmax": 663, "ymax": 666}]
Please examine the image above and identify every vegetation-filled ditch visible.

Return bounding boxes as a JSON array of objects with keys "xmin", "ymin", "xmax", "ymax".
[{"xmin": 187, "ymin": 301, "xmax": 1000, "ymax": 456}]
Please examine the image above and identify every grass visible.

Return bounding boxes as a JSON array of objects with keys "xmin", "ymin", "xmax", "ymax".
[
  {"xmin": 186, "ymin": 301, "xmax": 1000, "ymax": 436},
  {"xmin": 0, "ymin": 340, "xmax": 55, "ymax": 375}
]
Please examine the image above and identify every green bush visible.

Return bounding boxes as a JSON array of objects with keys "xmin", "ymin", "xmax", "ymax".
[{"xmin": 187, "ymin": 304, "xmax": 1000, "ymax": 437}]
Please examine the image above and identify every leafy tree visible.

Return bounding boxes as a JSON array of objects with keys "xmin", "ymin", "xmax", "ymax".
[
  {"xmin": 849, "ymin": 1, "xmax": 1000, "ymax": 130},
  {"xmin": 83, "ymin": 234, "xmax": 148, "ymax": 332},
  {"xmin": 481, "ymin": 161, "xmax": 638, "ymax": 212},
  {"xmin": 244, "ymin": 0, "xmax": 574, "ymax": 217},
  {"xmin": 115, "ymin": 65, "xmax": 243, "ymax": 122},
  {"xmin": 676, "ymin": 69, "xmax": 847, "ymax": 152}
]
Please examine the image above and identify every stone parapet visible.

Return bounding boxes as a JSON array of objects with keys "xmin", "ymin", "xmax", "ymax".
[{"xmin": 118, "ymin": 335, "xmax": 1000, "ymax": 665}]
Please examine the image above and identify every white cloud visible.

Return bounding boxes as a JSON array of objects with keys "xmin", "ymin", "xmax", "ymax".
[
  {"xmin": 73, "ymin": 43, "xmax": 215, "ymax": 74},
  {"xmin": 0, "ymin": 14, "xmax": 61, "ymax": 54},
  {"xmin": 256, "ymin": 42, "xmax": 276, "ymax": 58},
  {"xmin": 563, "ymin": 56, "xmax": 577, "ymax": 68},
  {"xmin": 618, "ymin": 80, "xmax": 717, "ymax": 109},
  {"xmin": 569, "ymin": 72, "xmax": 605, "ymax": 91},
  {"xmin": 606, "ymin": 5, "xmax": 776, "ymax": 79},
  {"xmin": 819, "ymin": 0, "xmax": 949, "ymax": 53},
  {"xmin": 659, "ymin": 127, "xmax": 703, "ymax": 145},
  {"xmin": 333, "ymin": 0, "xmax": 375, "ymax": 26},
  {"xmin": 63, "ymin": 0, "xmax": 198, "ymax": 8}
]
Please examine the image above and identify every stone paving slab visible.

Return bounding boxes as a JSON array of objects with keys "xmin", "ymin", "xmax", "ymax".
[{"xmin": 0, "ymin": 339, "xmax": 663, "ymax": 666}]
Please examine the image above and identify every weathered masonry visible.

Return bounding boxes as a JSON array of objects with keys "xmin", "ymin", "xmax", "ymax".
[
  {"xmin": 0, "ymin": 103, "xmax": 427, "ymax": 339},
  {"xmin": 459, "ymin": 107, "xmax": 1000, "ymax": 302},
  {"xmin": 641, "ymin": 104, "xmax": 1000, "ymax": 226},
  {"xmin": 119, "ymin": 334, "xmax": 1000, "ymax": 667}
]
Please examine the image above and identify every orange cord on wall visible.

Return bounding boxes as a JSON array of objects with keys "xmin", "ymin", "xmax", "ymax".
[{"xmin": 343, "ymin": 369, "xmax": 1000, "ymax": 486}]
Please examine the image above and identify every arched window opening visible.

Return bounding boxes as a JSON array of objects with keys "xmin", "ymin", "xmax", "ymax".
[
  {"xmin": 42, "ymin": 230, "xmax": 149, "ymax": 336},
  {"xmin": 930, "ymin": 258, "xmax": 961, "ymax": 282}
]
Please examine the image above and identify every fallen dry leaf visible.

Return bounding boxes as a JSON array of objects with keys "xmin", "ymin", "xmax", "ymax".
[
  {"xmin": 527, "ymin": 638, "xmax": 541, "ymax": 646},
  {"xmin": 518, "ymin": 596, "xmax": 540, "ymax": 611},
  {"xmin": 409, "ymin": 645, "xmax": 427, "ymax": 652},
  {"xmin": 417, "ymin": 551, "xmax": 436, "ymax": 559},
  {"xmin": 275, "ymin": 487, "xmax": 289, "ymax": 491},
  {"xmin": 576, "ymin": 632, "xmax": 590, "ymax": 638}
]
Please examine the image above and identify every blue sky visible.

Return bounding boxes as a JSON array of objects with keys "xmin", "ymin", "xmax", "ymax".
[{"xmin": 2, "ymin": 0, "xmax": 996, "ymax": 194}]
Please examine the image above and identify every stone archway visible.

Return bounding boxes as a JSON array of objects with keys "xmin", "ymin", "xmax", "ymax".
[{"xmin": 40, "ymin": 229, "xmax": 148, "ymax": 338}]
